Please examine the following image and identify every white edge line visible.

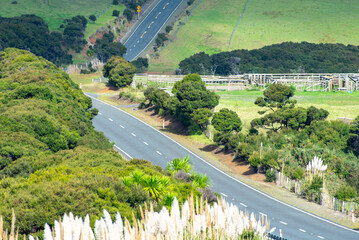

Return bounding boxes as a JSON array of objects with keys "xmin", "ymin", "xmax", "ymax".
[
  {"xmin": 280, "ymin": 221, "xmax": 287, "ymax": 225},
  {"xmin": 114, "ymin": 145, "xmax": 133, "ymax": 160},
  {"xmin": 129, "ymin": 0, "xmax": 185, "ymax": 61},
  {"xmin": 220, "ymin": 193, "xmax": 228, "ymax": 197},
  {"xmin": 259, "ymin": 212, "xmax": 267, "ymax": 217},
  {"xmin": 85, "ymin": 93, "xmax": 359, "ymax": 234},
  {"xmin": 123, "ymin": 0, "xmax": 163, "ymax": 45}
]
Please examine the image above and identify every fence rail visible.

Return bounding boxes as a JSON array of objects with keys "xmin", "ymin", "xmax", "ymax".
[
  {"xmin": 133, "ymin": 73, "xmax": 359, "ymax": 92},
  {"xmin": 275, "ymin": 171, "xmax": 359, "ymax": 217}
]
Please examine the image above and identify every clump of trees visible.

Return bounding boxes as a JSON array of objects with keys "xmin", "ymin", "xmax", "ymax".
[
  {"xmin": 92, "ymin": 31, "xmax": 127, "ymax": 62},
  {"xmin": 229, "ymin": 84, "xmax": 359, "ymax": 203},
  {"xmin": 104, "ymin": 56, "xmax": 137, "ymax": 88},
  {"xmin": 0, "ymin": 15, "xmax": 72, "ymax": 65},
  {"xmin": 142, "ymin": 74, "xmax": 219, "ymax": 133},
  {"xmin": 178, "ymin": 42, "xmax": 359, "ymax": 75},
  {"xmin": 62, "ymin": 15, "xmax": 88, "ymax": 53}
]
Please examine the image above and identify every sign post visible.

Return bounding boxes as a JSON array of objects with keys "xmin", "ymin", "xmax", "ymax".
[
  {"xmin": 352, "ymin": 209, "xmax": 355, "ymax": 223},
  {"xmin": 137, "ymin": 5, "xmax": 140, "ymax": 19}
]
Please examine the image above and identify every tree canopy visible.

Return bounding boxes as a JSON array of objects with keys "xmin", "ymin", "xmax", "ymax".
[
  {"xmin": 178, "ymin": 42, "xmax": 359, "ymax": 74},
  {"xmin": 212, "ymin": 108, "xmax": 242, "ymax": 133},
  {"xmin": 103, "ymin": 56, "xmax": 137, "ymax": 88}
]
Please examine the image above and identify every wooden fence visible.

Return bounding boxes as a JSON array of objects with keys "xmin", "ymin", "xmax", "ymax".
[{"xmin": 133, "ymin": 73, "xmax": 359, "ymax": 92}]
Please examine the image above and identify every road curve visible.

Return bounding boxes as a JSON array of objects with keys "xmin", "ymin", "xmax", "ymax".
[
  {"xmin": 123, "ymin": 0, "xmax": 184, "ymax": 61},
  {"xmin": 86, "ymin": 93, "xmax": 359, "ymax": 240}
]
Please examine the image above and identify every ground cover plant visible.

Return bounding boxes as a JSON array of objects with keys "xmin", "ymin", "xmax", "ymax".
[
  {"xmin": 0, "ymin": 48, "xmax": 200, "ymax": 237},
  {"xmin": 149, "ymin": 0, "xmax": 359, "ymax": 73}
]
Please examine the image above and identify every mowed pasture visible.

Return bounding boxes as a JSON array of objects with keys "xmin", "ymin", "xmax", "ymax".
[
  {"xmin": 0, "ymin": 0, "xmax": 115, "ymax": 30},
  {"xmin": 216, "ymin": 90, "xmax": 359, "ymax": 128},
  {"xmin": 149, "ymin": 0, "xmax": 359, "ymax": 73}
]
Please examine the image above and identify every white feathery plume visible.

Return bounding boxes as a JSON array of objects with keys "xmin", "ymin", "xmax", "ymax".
[{"xmin": 44, "ymin": 223, "xmax": 53, "ymax": 240}]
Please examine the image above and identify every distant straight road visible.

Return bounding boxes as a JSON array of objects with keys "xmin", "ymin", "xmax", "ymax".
[
  {"xmin": 86, "ymin": 93, "xmax": 359, "ymax": 240},
  {"xmin": 123, "ymin": 0, "xmax": 184, "ymax": 61}
]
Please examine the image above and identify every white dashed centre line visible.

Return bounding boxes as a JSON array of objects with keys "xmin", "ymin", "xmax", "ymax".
[
  {"xmin": 240, "ymin": 203, "xmax": 247, "ymax": 207},
  {"xmin": 259, "ymin": 212, "xmax": 267, "ymax": 217},
  {"xmin": 279, "ymin": 221, "xmax": 287, "ymax": 225},
  {"xmin": 299, "ymin": 229, "xmax": 306, "ymax": 233},
  {"xmin": 156, "ymin": 151, "xmax": 162, "ymax": 155},
  {"xmin": 131, "ymin": 133, "xmax": 136, "ymax": 137},
  {"xmin": 108, "ymin": 118, "xmax": 113, "ymax": 121},
  {"xmin": 317, "ymin": 236, "xmax": 325, "ymax": 239},
  {"xmin": 98, "ymin": 112, "xmax": 102, "ymax": 115},
  {"xmin": 120, "ymin": 125, "xmax": 124, "ymax": 128},
  {"xmin": 143, "ymin": 141, "xmax": 149, "ymax": 145},
  {"xmin": 220, "ymin": 193, "xmax": 228, "ymax": 197}
]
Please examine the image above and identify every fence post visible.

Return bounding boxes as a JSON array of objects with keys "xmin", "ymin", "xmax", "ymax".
[{"xmin": 342, "ymin": 201, "xmax": 345, "ymax": 213}]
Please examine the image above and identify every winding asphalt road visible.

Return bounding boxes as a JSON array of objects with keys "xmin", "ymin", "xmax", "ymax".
[
  {"xmin": 123, "ymin": 0, "xmax": 184, "ymax": 61},
  {"xmin": 86, "ymin": 93, "xmax": 359, "ymax": 240}
]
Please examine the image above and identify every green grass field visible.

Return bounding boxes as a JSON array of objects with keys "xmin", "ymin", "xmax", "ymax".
[
  {"xmin": 0, "ymin": 0, "xmax": 114, "ymax": 30},
  {"xmin": 149, "ymin": 0, "xmax": 359, "ymax": 73},
  {"xmin": 84, "ymin": 5, "xmax": 125, "ymax": 39},
  {"xmin": 216, "ymin": 90, "xmax": 359, "ymax": 128}
]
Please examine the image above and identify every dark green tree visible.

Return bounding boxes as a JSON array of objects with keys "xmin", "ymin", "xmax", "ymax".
[
  {"xmin": 89, "ymin": 15, "xmax": 97, "ymax": 22},
  {"xmin": 103, "ymin": 56, "xmax": 137, "ymax": 88},
  {"xmin": 172, "ymin": 73, "xmax": 205, "ymax": 94},
  {"xmin": 112, "ymin": 10, "xmax": 120, "ymax": 17},
  {"xmin": 175, "ymin": 81, "xmax": 219, "ymax": 126},
  {"xmin": 190, "ymin": 108, "xmax": 213, "ymax": 131},
  {"xmin": 254, "ymin": 84, "xmax": 296, "ymax": 112},
  {"xmin": 348, "ymin": 116, "xmax": 359, "ymax": 156},
  {"xmin": 212, "ymin": 108, "xmax": 242, "ymax": 133}
]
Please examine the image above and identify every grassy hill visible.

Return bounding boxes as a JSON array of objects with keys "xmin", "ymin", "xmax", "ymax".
[
  {"xmin": 0, "ymin": 0, "xmax": 122, "ymax": 30},
  {"xmin": 149, "ymin": 0, "xmax": 359, "ymax": 73}
]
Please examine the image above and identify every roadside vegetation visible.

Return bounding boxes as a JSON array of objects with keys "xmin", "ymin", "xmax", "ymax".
[{"xmin": 0, "ymin": 48, "xmax": 202, "ymax": 237}]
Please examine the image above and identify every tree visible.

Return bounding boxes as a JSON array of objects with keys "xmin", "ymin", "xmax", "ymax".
[
  {"xmin": 190, "ymin": 108, "xmax": 212, "ymax": 131},
  {"xmin": 165, "ymin": 25, "xmax": 173, "ymax": 33},
  {"xmin": 89, "ymin": 15, "xmax": 97, "ymax": 22},
  {"xmin": 254, "ymin": 84, "xmax": 296, "ymax": 112},
  {"xmin": 112, "ymin": 10, "xmax": 120, "ymax": 17},
  {"xmin": 212, "ymin": 108, "xmax": 242, "ymax": 133},
  {"xmin": 176, "ymin": 81, "xmax": 219, "ymax": 126},
  {"xmin": 172, "ymin": 73, "xmax": 205, "ymax": 94},
  {"xmin": 112, "ymin": 0, "xmax": 119, "ymax": 5},
  {"xmin": 93, "ymin": 31, "xmax": 127, "ymax": 62},
  {"xmin": 103, "ymin": 56, "xmax": 137, "ymax": 88},
  {"xmin": 348, "ymin": 116, "xmax": 359, "ymax": 156},
  {"xmin": 123, "ymin": 8, "xmax": 133, "ymax": 21}
]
